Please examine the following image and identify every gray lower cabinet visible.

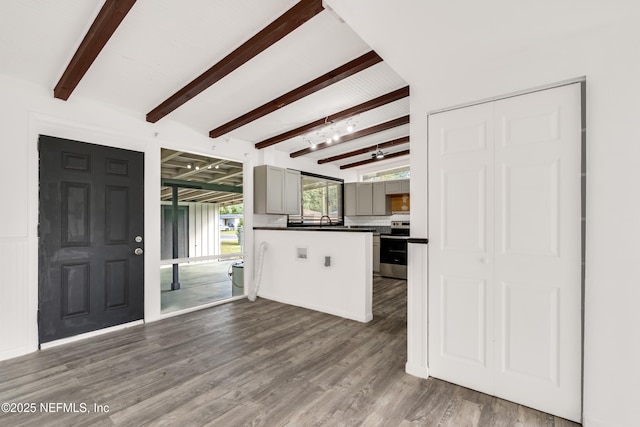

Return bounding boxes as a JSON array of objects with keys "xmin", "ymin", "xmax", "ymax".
[{"xmin": 254, "ymin": 165, "xmax": 300, "ymax": 215}]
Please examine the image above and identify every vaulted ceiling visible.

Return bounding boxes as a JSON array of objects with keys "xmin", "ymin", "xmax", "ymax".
[{"xmin": 0, "ymin": 0, "xmax": 410, "ymax": 170}]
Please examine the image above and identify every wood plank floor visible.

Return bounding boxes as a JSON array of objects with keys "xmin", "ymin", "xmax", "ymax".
[{"xmin": 0, "ymin": 277, "xmax": 580, "ymax": 426}]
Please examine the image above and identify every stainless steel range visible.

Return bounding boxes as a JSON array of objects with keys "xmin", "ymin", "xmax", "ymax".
[{"xmin": 380, "ymin": 220, "xmax": 409, "ymax": 279}]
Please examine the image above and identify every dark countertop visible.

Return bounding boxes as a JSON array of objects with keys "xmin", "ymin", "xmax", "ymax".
[{"xmin": 254, "ymin": 226, "xmax": 381, "ymax": 233}]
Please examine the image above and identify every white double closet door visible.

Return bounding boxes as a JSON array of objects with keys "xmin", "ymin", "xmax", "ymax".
[{"xmin": 428, "ymin": 83, "xmax": 582, "ymax": 422}]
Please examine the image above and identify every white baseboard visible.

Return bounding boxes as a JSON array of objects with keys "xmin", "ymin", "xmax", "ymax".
[
  {"xmin": 40, "ymin": 320, "xmax": 144, "ymax": 350},
  {"xmin": 582, "ymin": 414, "xmax": 614, "ymax": 427},
  {"xmin": 405, "ymin": 362, "xmax": 429, "ymax": 379},
  {"xmin": 258, "ymin": 292, "xmax": 372, "ymax": 323},
  {"xmin": 0, "ymin": 345, "xmax": 31, "ymax": 362}
]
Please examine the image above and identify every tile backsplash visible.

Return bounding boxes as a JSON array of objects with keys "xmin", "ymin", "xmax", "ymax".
[
  {"xmin": 253, "ymin": 214, "xmax": 288, "ymax": 228},
  {"xmin": 390, "ymin": 213, "xmax": 411, "ymax": 222}
]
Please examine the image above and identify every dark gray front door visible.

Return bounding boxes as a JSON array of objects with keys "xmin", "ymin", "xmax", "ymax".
[{"xmin": 38, "ymin": 135, "xmax": 144, "ymax": 344}]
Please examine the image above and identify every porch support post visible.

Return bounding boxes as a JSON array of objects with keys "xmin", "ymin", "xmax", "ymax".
[{"xmin": 171, "ymin": 185, "xmax": 181, "ymax": 290}]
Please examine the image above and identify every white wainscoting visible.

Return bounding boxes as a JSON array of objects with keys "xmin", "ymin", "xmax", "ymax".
[{"xmin": 0, "ymin": 238, "xmax": 30, "ymax": 360}]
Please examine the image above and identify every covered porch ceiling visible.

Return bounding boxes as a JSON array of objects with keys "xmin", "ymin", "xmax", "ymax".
[{"xmin": 160, "ymin": 149, "xmax": 243, "ymax": 206}]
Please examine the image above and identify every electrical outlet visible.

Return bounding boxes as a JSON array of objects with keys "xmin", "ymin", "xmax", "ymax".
[{"xmin": 324, "ymin": 256, "xmax": 331, "ymax": 267}]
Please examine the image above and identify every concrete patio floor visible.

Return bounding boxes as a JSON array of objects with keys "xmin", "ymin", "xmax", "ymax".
[{"xmin": 160, "ymin": 258, "xmax": 244, "ymax": 313}]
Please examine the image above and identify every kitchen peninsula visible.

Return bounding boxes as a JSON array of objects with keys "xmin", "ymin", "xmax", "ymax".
[{"xmin": 253, "ymin": 227, "xmax": 373, "ymax": 322}]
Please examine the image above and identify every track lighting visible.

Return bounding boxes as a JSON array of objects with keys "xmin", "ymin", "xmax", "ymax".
[{"xmin": 301, "ymin": 116, "xmax": 359, "ymax": 148}]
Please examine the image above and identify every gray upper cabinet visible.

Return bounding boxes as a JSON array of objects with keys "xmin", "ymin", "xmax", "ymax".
[
  {"xmin": 344, "ymin": 181, "xmax": 390, "ymax": 216},
  {"xmin": 385, "ymin": 179, "xmax": 410, "ymax": 195},
  {"xmin": 283, "ymin": 169, "xmax": 301, "ymax": 215},
  {"xmin": 344, "ymin": 183, "xmax": 357, "ymax": 216},
  {"xmin": 254, "ymin": 165, "xmax": 300, "ymax": 215},
  {"xmin": 356, "ymin": 182, "xmax": 373, "ymax": 215},
  {"xmin": 372, "ymin": 182, "xmax": 391, "ymax": 215}
]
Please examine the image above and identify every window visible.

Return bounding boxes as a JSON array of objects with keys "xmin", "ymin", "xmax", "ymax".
[
  {"xmin": 288, "ymin": 172, "xmax": 343, "ymax": 226},
  {"xmin": 362, "ymin": 165, "xmax": 410, "ymax": 182}
]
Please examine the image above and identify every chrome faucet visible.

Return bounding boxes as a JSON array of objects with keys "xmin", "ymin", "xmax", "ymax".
[{"xmin": 319, "ymin": 215, "xmax": 333, "ymax": 226}]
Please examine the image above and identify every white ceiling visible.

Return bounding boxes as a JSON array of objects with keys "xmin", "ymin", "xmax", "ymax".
[
  {"xmin": 0, "ymin": 0, "xmax": 409, "ymax": 170},
  {"xmin": 325, "ymin": 0, "xmax": 640, "ymax": 86},
  {"xmin": 6, "ymin": 1, "xmax": 635, "ymax": 170}
]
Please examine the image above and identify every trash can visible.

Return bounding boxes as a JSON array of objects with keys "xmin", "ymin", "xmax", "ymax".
[{"xmin": 229, "ymin": 261, "xmax": 244, "ymax": 296}]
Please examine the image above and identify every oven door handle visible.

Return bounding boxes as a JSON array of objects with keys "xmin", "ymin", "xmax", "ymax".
[
  {"xmin": 407, "ymin": 238, "xmax": 429, "ymax": 244},
  {"xmin": 380, "ymin": 235, "xmax": 409, "ymax": 240}
]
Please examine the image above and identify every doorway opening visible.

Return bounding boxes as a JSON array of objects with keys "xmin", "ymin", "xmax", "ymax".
[{"xmin": 160, "ymin": 149, "xmax": 244, "ymax": 314}]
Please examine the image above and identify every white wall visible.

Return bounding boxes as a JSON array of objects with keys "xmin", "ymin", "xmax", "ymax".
[
  {"xmin": 0, "ymin": 69, "xmax": 359, "ymax": 361},
  {"xmin": 0, "ymin": 74, "xmax": 256, "ymax": 360},
  {"xmin": 327, "ymin": 2, "xmax": 640, "ymax": 426},
  {"xmin": 260, "ymin": 145, "xmax": 349, "ymax": 179},
  {"xmin": 254, "ymin": 229, "xmax": 372, "ymax": 322}
]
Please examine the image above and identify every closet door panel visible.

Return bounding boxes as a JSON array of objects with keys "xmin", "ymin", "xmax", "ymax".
[
  {"xmin": 493, "ymin": 84, "xmax": 582, "ymax": 422},
  {"xmin": 428, "ymin": 102, "xmax": 495, "ymax": 395}
]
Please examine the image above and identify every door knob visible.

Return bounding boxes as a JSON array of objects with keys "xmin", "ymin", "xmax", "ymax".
[{"xmin": 134, "ymin": 248, "xmax": 144, "ymax": 255}]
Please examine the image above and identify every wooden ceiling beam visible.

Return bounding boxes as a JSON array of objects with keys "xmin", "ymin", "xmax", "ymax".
[
  {"xmin": 211, "ymin": 50, "xmax": 383, "ymax": 138},
  {"xmin": 339, "ymin": 149, "xmax": 410, "ymax": 170},
  {"xmin": 147, "ymin": 0, "xmax": 324, "ymax": 123},
  {"xmin": 317, "ymin": 136, "xmax": 409, "ymax": 164},
  {"xmin": 54, "ymin": 0, "xmax": 137, "ymax": 100},
  {"xmin": 290, "ymin": 115, "xmax": 410, "ymax": 158},
  {"xmin": 255, "ymin": 85, "xmax": 408, "ymax": 149}
]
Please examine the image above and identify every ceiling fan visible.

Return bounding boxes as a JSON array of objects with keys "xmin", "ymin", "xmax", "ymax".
[{"xmin": 371, "ymin": 147, "xmax": 386, "ymax": 159}]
